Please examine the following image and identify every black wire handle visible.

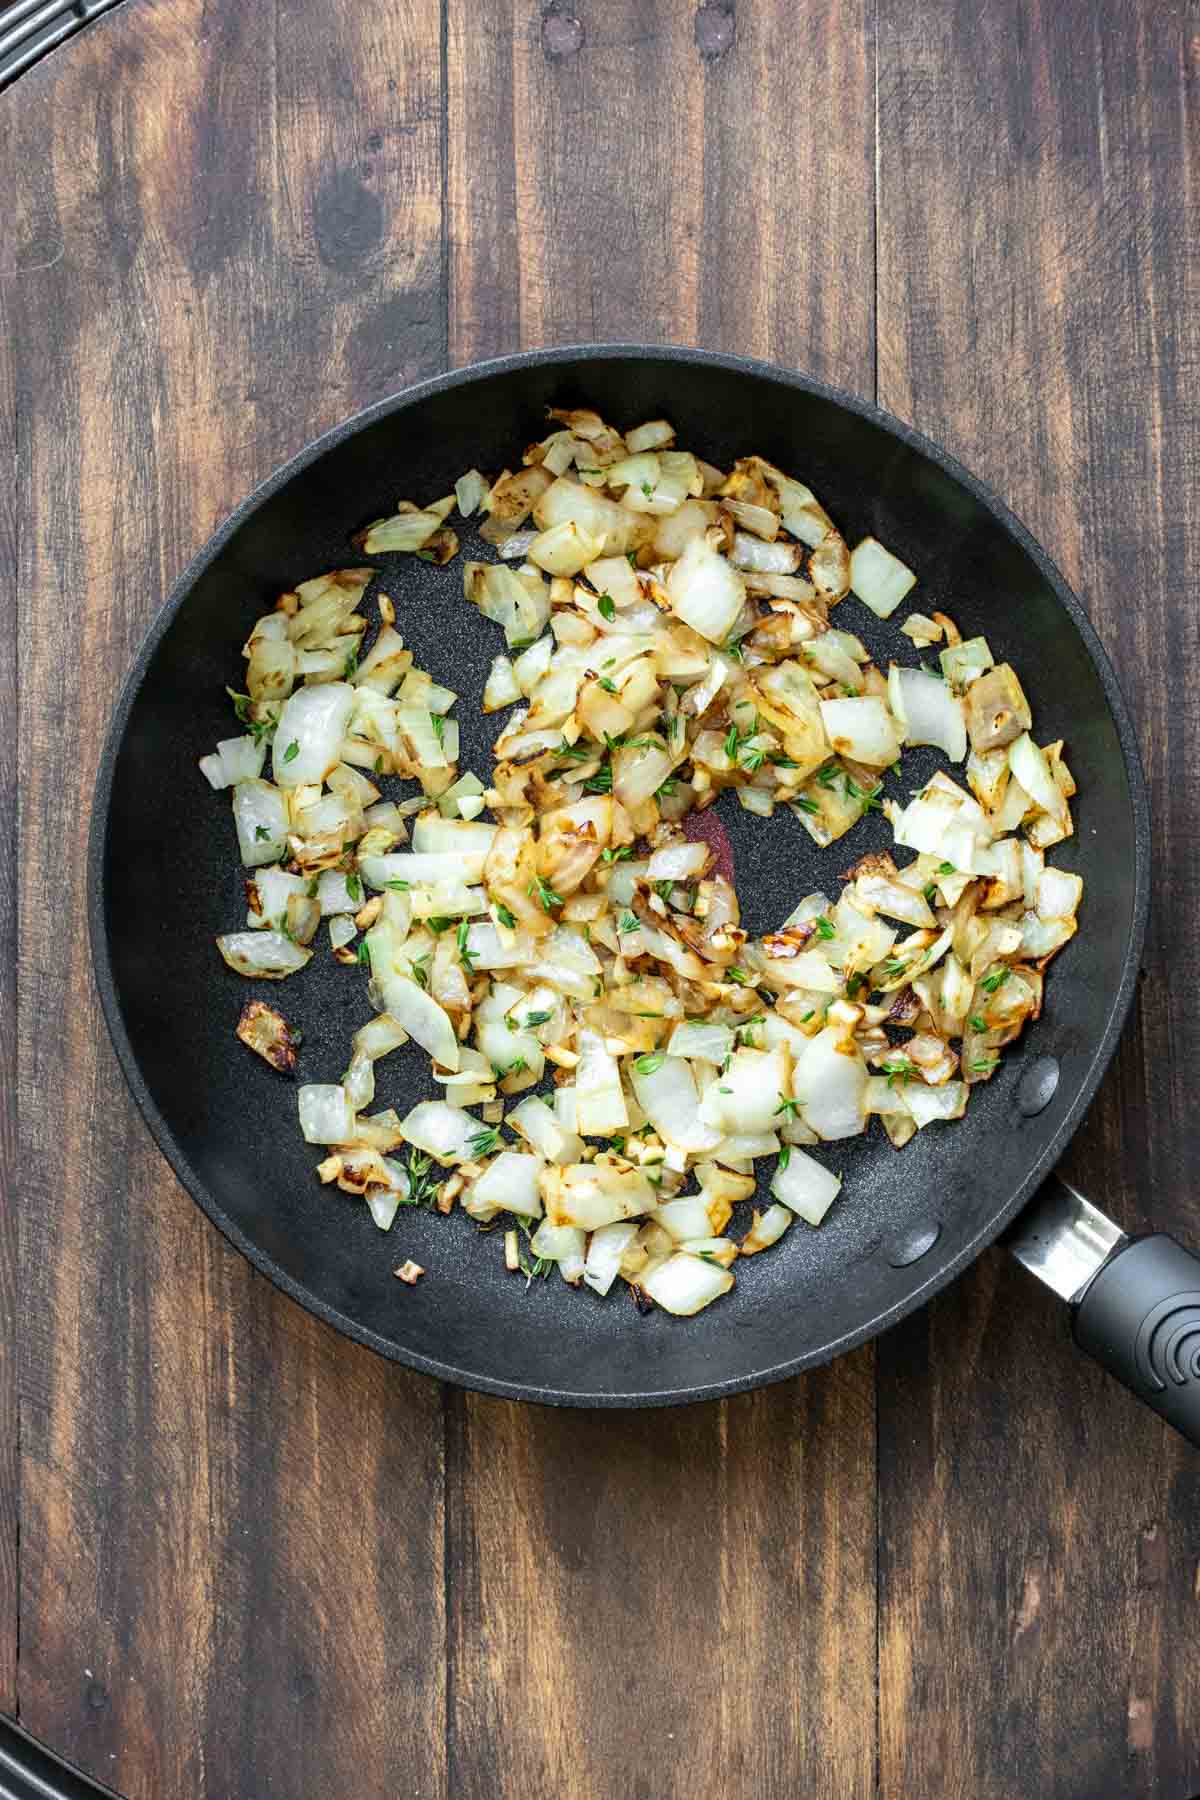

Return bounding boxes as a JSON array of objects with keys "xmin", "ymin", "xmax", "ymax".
[
  {"xmin": 0, "ymin": 1714, "xmax": 119, "ymax": 1800},
  {"xmin": 0, "ymin": 0, "xmax": 126, "ymax": 91}
]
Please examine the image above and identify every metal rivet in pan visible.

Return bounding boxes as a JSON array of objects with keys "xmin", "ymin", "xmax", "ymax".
[
  {"xmin": 1016, "ymin": 1055, "xmax": 1060, "ymax": 1117},
  {"xmin": 886, "ymin": 1220, "xmax": 941, "ymax": 1268}
]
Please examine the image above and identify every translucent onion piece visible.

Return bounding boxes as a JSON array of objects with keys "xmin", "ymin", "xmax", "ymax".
[
  {"xmin": 218, "ymin": 929, "xmax": 312, "ymax": 979},
  {"xmin": 849, "ymin": 537, "xmax": 916, "ymax": 618},
  {"xmin": 398, "ymin": 1100, "xmax": 480, "ymax": 1163},
  {"xmin": 887, "ymin": 666, "xmax": 967, "ymax": 762},
  {"xmin": 631, "ymin": 1057, "xmax": 723, "ymax": 1153},
  {"xmin": 217, "ymin": 735, "xmax": 267, "ymax": 785},
  {"xmin": 664, "ymin": 535, "xmax": 746, "ymax": 643},
  {"xmin": 642, "ymin": 1253, "xmax": 733, "ymax": 1315},
  {"xmin": 232, "ymin": 780, "xmax": 290, "ymax": 867},
  {"xmin": 792, "ymin": 1028, "xmax": 868, "ymax": 1140},
  {"xmin": 542, "ymin": 1162, "xmax": 653, "ymax": 1230},
  {"xmin": 574, "ymin": 1029, "xmax": 629, "ymax": 1136},
  {"xmin": 771, "ymin": 1148, "xmax": 842, "ymax": 1224},
  {"xmin": 818, "ymin": 696, "xmax": 902, "ymax": 768},
  {"xmin": 469, "ymin": 1150, "xmax": 545, "ymax": 1218},
  {"xmin": 1008, "ymin": 733, "xmax": 1067, "ymax": 823},
  {"xmin": 529, "ymin": 1221, "xmax": 586, "ymax": 1283},
  {"xmin": 273, "ymin": 683, "xmax": 356, "ymax": 788},
  {"xmin": 298, "ymin": 1084, "xmax": 355, "ymax": 1144},
  {"xmin": 584, "ymin": 1221, "xmax": 640, "ymax": 1296}
]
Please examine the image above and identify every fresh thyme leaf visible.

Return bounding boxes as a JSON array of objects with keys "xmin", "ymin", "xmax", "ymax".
[
  {"xmin": 980, "ymin": 966, "xmax": 1011, "ymax": 994},
  {"xmin": 430, "ymin": 711, "xmax": 445, "ymax": 748},
  {"xmin": 778, "ymin": 1144, "xmax": 792, "ymax": 1171},
  {"xmin": 598, "ymin": 676, "xmax": 618, "ymax": 695},
  {"xmin": 282, "ymin": 739, "xmax": 300, "ymax": 764},
  {"xmin": 726, "ymin": 965, "xmax": 749, "ymax": 985},
  {"xmin": 523, "ymin": 1009, "xmax": 553, "ymax": 1028},
  {"xmin": 528, "ymin": 874, "xmax": 563, "ymax": 912},
  {"xmin": 794, "ymin": 794, "xmax": 820, "ymax": 814},
  {"xmin": 969, "ymin": 1014, "xmax": 987, "ymax": 1032},
  {"xmin": 466, "ymin": 1127, "xmax": 501, "ymax": 1159},
  {"xmin": 775, "ymin": 1095, "xmax": 801, "ymax": 1119},
  {"xmin": 617, "ymin": 910, "xmax": 639, "ymax": 934},
  {"xmin": 633, "ymin": 1053, "xmax": 665, "ymax": 1075},
  {"xmin": 346, "ymin": 873, "xmax": 362, "ymax": 902},
  {"xmin": 343, "ymin": 647, "xmax": 359, "ymax": 679},
  {"xmin": 255, "ymin": 825, "xmax": 270, "ymax": 840},
  {"xmin": 815, "ymin": 917, "xmax": 836, "ymax": 941},
  {"xmin": 597, "ymin": 593, "xmax": 616, "ymax": 622},
  {"xmin": 495, "ymin": 901, "xmax": 516, "ymax": 927},
  {"xmin": 385, "ymin": 879, "xmax": 411, "ymax": 891},
  {"xmin": 356, "ymin": 938, "xmax": 371, "ymax": 966}
]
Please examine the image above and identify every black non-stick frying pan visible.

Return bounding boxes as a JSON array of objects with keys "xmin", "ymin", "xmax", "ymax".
[{"xmin": 88, "ymin": 345, "xmax": 1200, "ymax": 1441}]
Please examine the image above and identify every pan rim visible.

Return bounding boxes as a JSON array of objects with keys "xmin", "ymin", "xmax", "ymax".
[{"xmin": 87, "ymin": 342, "xmax": 1152, "ymax": 1407}]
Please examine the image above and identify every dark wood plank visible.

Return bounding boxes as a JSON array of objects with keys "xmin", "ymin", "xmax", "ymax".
[
  {"xmin": 877, "ymin": 4, "xmax": 1200, "ymax": 1795},
  {"xmin": 5, "ymin": 1, "xmax": 448, "ymax": 1793},
  {"xmin": 446, "ymin": 5, "xmax": 879, "ymax": 1796},
  {"xmin": 0, "ymin": 190, "xmax": 19, "ymax": 1721}
]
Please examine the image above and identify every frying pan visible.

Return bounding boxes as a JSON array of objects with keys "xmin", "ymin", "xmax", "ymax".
[{"xmin": 88, "ymin": 345, "xmax": 1200, "ymax": 1441}]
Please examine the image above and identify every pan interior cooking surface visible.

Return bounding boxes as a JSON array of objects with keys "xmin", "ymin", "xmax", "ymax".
[{"xmin": 91, "ymin": 348, "xmax": 1147, "ymax": 1404}]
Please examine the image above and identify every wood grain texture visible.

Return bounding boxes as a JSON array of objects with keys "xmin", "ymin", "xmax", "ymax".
[
  {"xmin": 6, "ymin": 2, "xmax": 447, "ymax": 1795},
  {"xmin": 0, "ymin": 173, "xmax": 19, "ymax": 1719},
  {"xmin": 876, "ymin": 3, "xmax": 1200, "ymax": 1796},
  {"xmin": 446, "ymin": 6, "xmax": 879, "ymax": 1797}
]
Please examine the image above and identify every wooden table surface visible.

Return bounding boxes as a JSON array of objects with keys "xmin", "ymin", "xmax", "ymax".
[{"xmin": 3, "ymin": 2, "xmax": 1199, "ymax": 1796}]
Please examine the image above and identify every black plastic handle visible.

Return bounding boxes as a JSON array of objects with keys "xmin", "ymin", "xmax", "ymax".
[{"xmin": 1073, "ymin": 1234, "xmax": 1200, "ymax": 1447}]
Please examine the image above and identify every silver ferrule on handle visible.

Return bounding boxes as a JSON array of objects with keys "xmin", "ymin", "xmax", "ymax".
[{"xmin": 1003, "ymin": 1174, "xmax": 1126, "ymax": 1302}]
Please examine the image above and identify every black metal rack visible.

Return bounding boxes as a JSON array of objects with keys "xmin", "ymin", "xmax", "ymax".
[
  {"xmin": 0, "ymin": 0, "xmax": 124, "ymax": 88},
  {"xmin": 0, "ymin": 1717, "xmax": 116, "ymax": 1800}
]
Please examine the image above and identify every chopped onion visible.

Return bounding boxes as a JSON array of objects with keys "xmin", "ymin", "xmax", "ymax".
[
  {"xmin": 575, "ymin": 1029, "xmax": 628, "ymax": 1136},
  {"xmin": 792, "ymin": 1028, "xmax": 868, "ymax": 1140},
  {"xmin": 298, "ymin": 1084, "xmax": 355, "ymax": 1144},
  {"xmin": 399, "ymin": 1099, "xmax": 479, "ymax": 1163},
  {"xmin": 1008, "ymin": 733, "xmax": 1067, "ymax": 823},
  {"xmin": 849, "ymin": 537, "xmax": 916, "ymax": 617},
  {"xmin": 584, "ymin": 1221, "xmax": 640, "ymax": 1296},
  {"xmin": 273, "ymin": 683, "xmax": 356, "ymax": 788},
  {"xmin": 887, "ymin": 666, "xmax": 967, "ymax": 762},
  {"xmin": 665, "ymin": 536, "xmax": 746, "ymax": 643},
  {"xmin": 632, "ymin": 1056, "xmax": 723, "ymax": 1153},
  {"xmin": 642, "ymin": 1253, "xmax": 733, "ymax": 1315},
  {"xmin": 218, "ymin": 929, "xmax": 312, "ymax": 979},
  {"xmin": 204, "ymin": 398, "xmax": 1083, "ymax": 1313},
  {"xmin": 529, "ymin": 1221, "xmax": 586, "ymax": 1283},
  {"xmin": 543, "ymin": 1162, "xmax": 653, "ymax": 1229},
  {"xmin": 468, "ymin": 1150, "xmax": 545, "ymax": 1218},
  {"xmin": 771, "ymin": 1148, "xmax": 842, "ymax": 1223},
  {"xmin": 818, "ymin": 696, "xmax": 902, "ymax": 768}
]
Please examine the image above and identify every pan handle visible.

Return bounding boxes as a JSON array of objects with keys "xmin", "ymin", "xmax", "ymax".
[{"xmin": 1071, "ymin": 1235, "xmax": 1200, "ymax": 1448}]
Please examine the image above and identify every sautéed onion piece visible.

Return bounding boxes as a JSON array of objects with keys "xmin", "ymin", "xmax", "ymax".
[{"xmin": 201, "ymin": 407, "xmax": 1085, "ymax": 1316}]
